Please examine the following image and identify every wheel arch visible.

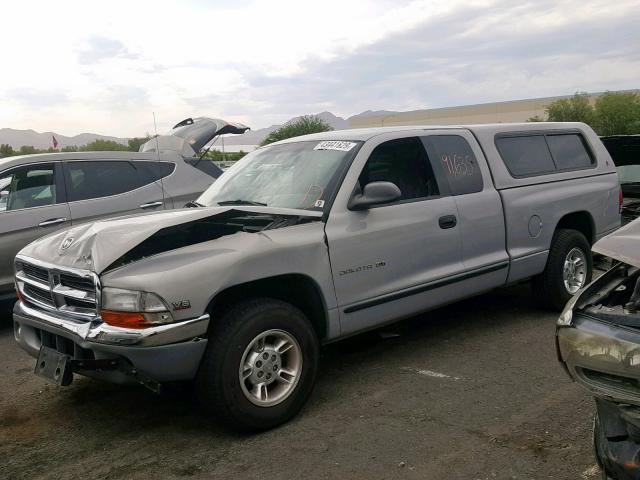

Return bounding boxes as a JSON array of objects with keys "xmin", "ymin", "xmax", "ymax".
[
  {"xmin": 554, "ymin": 211, "xmax": 595, "ymax": 244},
  {"xmin": 206, "ymin": 274, "xmax": 329, "ymax": 340}
]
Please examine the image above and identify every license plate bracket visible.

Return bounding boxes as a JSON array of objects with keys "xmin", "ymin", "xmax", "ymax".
[{"xmin": 35, "ymin": 346, "xmax": 73, "ymax": 386}]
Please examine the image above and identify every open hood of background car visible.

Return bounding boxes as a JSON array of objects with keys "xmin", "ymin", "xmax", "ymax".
[
  {"xmin": 140, "ymin": 117, "xmax": 250, "ymax": 156},
  {"xmin": 593, "ymin": 218, "xmax": 640, "ymax": 268}
]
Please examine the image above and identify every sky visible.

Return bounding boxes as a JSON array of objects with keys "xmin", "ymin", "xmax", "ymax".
[{"xmin": 1, "ymin": 0, "xmax": 639, "ymax": 137}]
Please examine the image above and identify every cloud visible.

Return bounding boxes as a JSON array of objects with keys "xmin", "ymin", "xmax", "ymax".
[
  {"xmin": 230, "ymin": 0, "xmax": 640, "ymax": 124},
  {"xmin": 6, "ymin": 89, "xmax": 69, "ymax": 107},
  {"xmin": 93, "ymin": 86, "xmax": 151, "ymax": 110},
  {"xmin": 0, "ymin": 0, "xmax": 639, "ymax": 136},
  {"xmin": 76, "ymin": 36, "xmax": 138, "ymax": 64}
]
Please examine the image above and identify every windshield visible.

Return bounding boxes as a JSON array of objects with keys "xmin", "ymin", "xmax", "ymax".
[{"xmin": 197, "ymin": 140, "xmax": 361, "ymax": 211}]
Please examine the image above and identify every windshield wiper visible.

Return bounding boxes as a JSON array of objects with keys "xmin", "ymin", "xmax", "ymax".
[
  {"xmin": 217, "ymin": 199, "xmax": 268, "ymax": 206},
  {"xmin": 184, "ymin": 200, "xmax": 205, "ymax": 208}
]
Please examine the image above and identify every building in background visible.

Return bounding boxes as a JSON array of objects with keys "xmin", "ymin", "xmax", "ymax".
[{"xmin": 348, "ymin": 89, "xmax": 639, "ymax": 128}]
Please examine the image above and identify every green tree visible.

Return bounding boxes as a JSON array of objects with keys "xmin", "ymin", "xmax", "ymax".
[
  {"xmin": 545, "ymin": 92, "xmax": 595, "ymax": 124},
  {"xmin": 19, "ymin": 145, "xmax": 39, "ymax": 155},
  {"xmin": 594, "ymin": 91, "xmax": 640, "ymax": 136},
  {"xmin": 80, "ymin": 139, "xmax": 129, "ymax": 152},
  {"xmin": 61, "ymin": 145, "xmax": 79, "ymax": 152},
  {"xmin": 261, "ymin": 115, "xmax": 333, "ymax": 146},
  {"xmin": 128, "ymin": 136, "xmax": 152, "ymax": 152},
  {"xmin": 0, "ymin": 144, "xmax": 14, "ymax": 157},
  {"xmin": 203, "ymin": 149, "xmax": 248, "ymax": 162}
]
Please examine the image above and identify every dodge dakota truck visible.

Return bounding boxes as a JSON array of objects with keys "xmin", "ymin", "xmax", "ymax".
[{"xmin": 14, "ymin": 122, "xmax": 620, "ymax": 431}]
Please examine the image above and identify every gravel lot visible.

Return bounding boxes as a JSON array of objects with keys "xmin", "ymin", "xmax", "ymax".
[{"xmin": 0, "ymin": 284, "xmax": 600, "ymax": 480}]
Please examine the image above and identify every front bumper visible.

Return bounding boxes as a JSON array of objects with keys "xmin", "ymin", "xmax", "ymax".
[
  {"xmin": 558, "ymin": 313, "xmax": 640, "ymax": 477},
  {"xmin": 14, "ymin": 300, "xmax": 209, "ymax": 384},
  {"xmin": 557, "ymin": 313, "xmax": 640, "ymax": 407},
  {"xmin": 595, "ymin": 398, "xmax": 640, "ymax": 480}
]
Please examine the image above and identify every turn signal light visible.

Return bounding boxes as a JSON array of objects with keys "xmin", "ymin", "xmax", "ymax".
[{"xmin": 101, "ymin": 310, "xmax": 154, "ymax": 329}]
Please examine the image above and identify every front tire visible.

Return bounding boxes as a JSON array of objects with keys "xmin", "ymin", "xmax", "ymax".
[
  {"xmin": 533, "ymin": 228, "xmax": 592, "ymax": 311},
  {"xmin": 196, "ymin": 298, "xmax": 319, "ymax": 432}
]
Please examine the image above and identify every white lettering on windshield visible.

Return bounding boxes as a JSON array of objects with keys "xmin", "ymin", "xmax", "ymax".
[{"xmin": 314, "ymin": 141, "xmax": 357, "ymax": 152}]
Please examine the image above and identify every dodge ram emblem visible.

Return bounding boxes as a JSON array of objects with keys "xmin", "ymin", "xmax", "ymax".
[{"xmin": 60, "ymin": 237, "xmax": 75, "ymax": 250}]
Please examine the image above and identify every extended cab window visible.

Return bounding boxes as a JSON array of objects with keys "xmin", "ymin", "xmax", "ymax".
[
  {"xmin": 495, "ymin": 135, "xmax": 555, "ymax": 177},
  {"xmin": 496, "ymin": 132, "xmax": 595, "ymax": 177},
  {"xmin": 0, "ymin": 164, "xmax": 57, "ymax": 212},
  {"xmin": 64, "ymin": 161, "xmax": 146, "ymax": 202},
  {"xmin": 425, "ymin": 135, "xmax": 483, "ymax": 195},
  {"xmin": 359, "ymin": 137, "xmax": 439, "ymax": 202},
  {"xmin": 546, "ymin": 134, "xmax": 594, "ymax": 170}
]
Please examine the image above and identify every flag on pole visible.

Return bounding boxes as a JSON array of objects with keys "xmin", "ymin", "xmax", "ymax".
[{"xmin": 52, "ymin": 135, "xmax": 59, "ymax": 149}]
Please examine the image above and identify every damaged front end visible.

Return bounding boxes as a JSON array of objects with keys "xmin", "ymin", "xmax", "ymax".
[
  {"xmin": 14, "ymin": 206, "xmax": 322, "ymax": 392},
  {"xmin": 557, "ymin": 221, "xmax": 640, "ymax": 478}
]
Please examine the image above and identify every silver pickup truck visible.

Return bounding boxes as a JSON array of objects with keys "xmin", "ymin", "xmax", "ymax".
[{"xmin": 13, "ymin": 122, "xmax": 620, "ymax": 431}]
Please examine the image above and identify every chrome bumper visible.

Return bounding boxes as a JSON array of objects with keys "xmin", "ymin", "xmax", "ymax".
[
  {"xmin": 557, "ymin": 313, "xmax": 640, "ymax": 406},
  {"xmin": 14, "ymin": 300, "xmax": 210, "ymax": 383},
  {"xmin": 14, "ymin": 300, "xmax": 209, "ymax": 348}
]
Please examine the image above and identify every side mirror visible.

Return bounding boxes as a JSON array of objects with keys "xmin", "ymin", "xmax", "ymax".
[{"xmin": 348, "ymin": 181, "xmax": 402, "ymax": 210}]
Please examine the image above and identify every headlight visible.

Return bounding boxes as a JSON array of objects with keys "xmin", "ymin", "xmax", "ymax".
[
  {"xmin": 101, "ymin": 287, "xmax": 174, "ymax": 329},
  {"xmin": 557, "ymin": 292, "xmax": 581, "ymax": 327}
]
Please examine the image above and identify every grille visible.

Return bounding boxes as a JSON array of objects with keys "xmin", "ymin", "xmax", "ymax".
[
  {"xmin": 16, "ymin": 259, "xmax": 98, "ymax": 319},
  {"xmin": 60, "ymin": 273, "xmax": 94, "ymax": 292},
  {"xmin": 23, "ymin": 283, "xmax": 55, "ymax": 306},
  {"xmin": 22, "ymin": 263, "xmax": 49, "ymax": 283}
]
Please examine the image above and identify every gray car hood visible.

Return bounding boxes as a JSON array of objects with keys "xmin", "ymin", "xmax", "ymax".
[
  {"xmin": 19, "ymin": 206, "xmax": 321, "ymax": 274},
  {"xmin": 593, "ymin": 218, "xmax": 640, "ymax": 268}
]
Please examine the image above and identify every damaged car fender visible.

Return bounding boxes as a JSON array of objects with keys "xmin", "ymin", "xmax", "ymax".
[{"xmin": 100, "ymin": 214, "xmax": 338, "ymax": 333}]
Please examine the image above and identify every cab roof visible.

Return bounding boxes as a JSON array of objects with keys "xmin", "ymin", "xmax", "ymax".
[{"xmin": 272, "ymin": 122, "xmax": 592, "ymax": 144}]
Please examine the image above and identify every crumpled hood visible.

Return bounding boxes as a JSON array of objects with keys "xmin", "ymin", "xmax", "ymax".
[
  {"xmin": 593, "ymin": 218, "xmax": 640, "ymax": 268},
  {"xmin": 19, "ymin": 206, "xmax": 321, "ymax": 273}
]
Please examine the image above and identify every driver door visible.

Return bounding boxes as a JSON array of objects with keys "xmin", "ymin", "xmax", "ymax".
[{"xmin": 324, "ymin": 133, "xmax": 465, "ymax": 336}]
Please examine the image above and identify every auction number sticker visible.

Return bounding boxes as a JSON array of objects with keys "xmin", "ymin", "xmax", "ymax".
[{"xmin": 314, "ymin": 141, "xmax": 357, "ymax": 152}]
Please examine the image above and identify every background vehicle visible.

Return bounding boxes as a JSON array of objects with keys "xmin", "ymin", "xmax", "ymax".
[
  {"xmin": 0, "ymin": 117, "xmax": 248, "ymax": 300},
  {"xmin": 601, "ymin": 135, "xmax": 640, "ymax": 224},
  {"xmin": 557, "ymin": 220, "xmax": 640, "ymax": 479},
  {"xmin": 13, "ymin": 122, "xmax": 620, "ymax": 431}
]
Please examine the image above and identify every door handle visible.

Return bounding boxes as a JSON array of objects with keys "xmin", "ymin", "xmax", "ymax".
[
  {"xmin": 139, "ymin": 201, "xmax": 163, "ymax": 209},
  {"xmin": 39, "ymin": 217, "xmax": 68, "ymax": 227},
  {"xmin": 438, "ymin": 215, "xmax": 457, "ymax": 229}
]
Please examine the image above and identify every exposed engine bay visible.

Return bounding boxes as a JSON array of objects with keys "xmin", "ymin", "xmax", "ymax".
[
  {"xmin": 582, "ymin": 263, "xmax": 640, "ymax": 327},
  {"xmin": 106, "ymin": 210, "xmax": 318, "ymax": 271}
]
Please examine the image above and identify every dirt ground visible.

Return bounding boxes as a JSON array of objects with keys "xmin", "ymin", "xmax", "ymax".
[{"xmin": 0, "ymin": 284, "xmax": 600, "ymax": 479}]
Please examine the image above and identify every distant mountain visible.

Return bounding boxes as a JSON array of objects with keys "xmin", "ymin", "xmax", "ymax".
[
  {"xmin": 0, "ymin": 128, "xmax": 128, "ymax": 149},
  {"xmin": 0, "ymin": 110, "xmax": 399, "ymax": 150},
  {"xmin": 351, "ymin": 110, "xmax": 398, "ymax": 118}
]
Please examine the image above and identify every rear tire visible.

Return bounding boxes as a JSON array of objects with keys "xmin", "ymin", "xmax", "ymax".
[
  {"xmin": 533, "ymin": 228, "xmax": 592, "ymax": 311},
  {"xmin": 196, "ymin": 298, "xmax": 319, "ymax": 432}
]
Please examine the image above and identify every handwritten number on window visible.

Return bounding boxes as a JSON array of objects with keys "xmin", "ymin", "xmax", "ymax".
[{"xmin": 441, "ymin": 154, "xmax": 474, "ymax": 177}]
